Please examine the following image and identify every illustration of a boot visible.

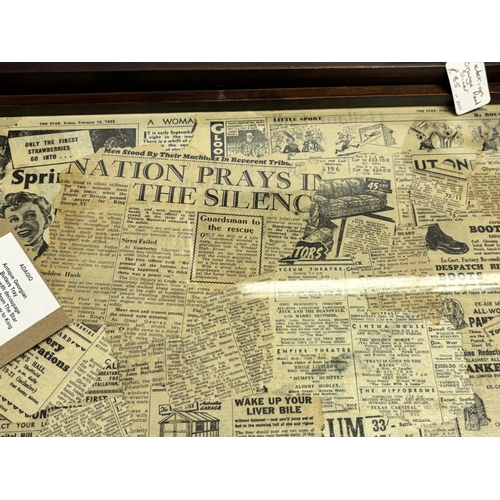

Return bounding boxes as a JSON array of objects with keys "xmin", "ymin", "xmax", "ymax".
[{"xmin": 425, "ymin": 224, "xmax": 469, "ymax": 254}]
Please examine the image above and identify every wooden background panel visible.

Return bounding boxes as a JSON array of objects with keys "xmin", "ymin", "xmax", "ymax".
[{"xmin": 0, "ymin": 62, "xmax": 498, "ymax": 115}]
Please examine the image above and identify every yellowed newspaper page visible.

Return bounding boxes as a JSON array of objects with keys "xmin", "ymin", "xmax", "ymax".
[{"xmin": 1, "ymin": 106, "xmax": 500, "ymax": 436}]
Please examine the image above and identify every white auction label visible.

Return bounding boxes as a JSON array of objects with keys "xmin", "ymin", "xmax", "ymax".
[
  {"xmin": 446, "ymin": 62, "xmax": 491, "ymax": 115},
  {"xmin": 0, "ymin": 232, "xmax": 60, "ymax": 346}
]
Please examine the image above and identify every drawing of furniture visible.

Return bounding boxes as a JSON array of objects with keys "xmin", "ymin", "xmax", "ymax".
[{"xmin": 304, "ymin": 177, "xmax": 394, "ymax": 257}]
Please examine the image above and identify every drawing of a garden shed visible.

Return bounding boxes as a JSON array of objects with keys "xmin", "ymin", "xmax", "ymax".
[{"xmin": 159, "ymin": 410, "xmax": 220, "ymax": 437}]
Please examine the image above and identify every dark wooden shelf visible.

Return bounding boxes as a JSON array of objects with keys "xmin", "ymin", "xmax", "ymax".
[{"xmin": 0, "ymin": 63, "xmax": 498, "ymax": 115}]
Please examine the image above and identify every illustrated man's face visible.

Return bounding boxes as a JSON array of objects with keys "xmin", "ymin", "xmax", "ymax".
[
  {"xmin": 480, "ymin": 128, "xmax": 491, "ymax": 141},
  {"xmin": 5, "ymin": 202, "xmax": 51, "ymax": 247},
  {"xmin": 246, "ymin": 133, "xmax": 253, "ymax": 142},
  {"xmin": 433, "ymin": 122, "xmax": 454, "ymax": 137},
  {"xmin": 413, "ymin": 131, "xmax": 426, "ymax": 140}
]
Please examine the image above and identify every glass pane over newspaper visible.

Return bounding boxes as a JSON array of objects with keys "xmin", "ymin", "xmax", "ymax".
[{"xmin": 1, "ymin": 106, "xmax": 500, "ymax": 437}]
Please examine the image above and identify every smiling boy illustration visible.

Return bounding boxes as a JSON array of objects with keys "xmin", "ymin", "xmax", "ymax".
[{"xmin": 0, "ymin": 191, "xmax": 53, "ymax": 260}]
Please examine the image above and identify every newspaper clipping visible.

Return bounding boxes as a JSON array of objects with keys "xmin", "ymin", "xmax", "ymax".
[{"xmin": 2, "ymin": 106, "xmax": 500, "ymax": 436}]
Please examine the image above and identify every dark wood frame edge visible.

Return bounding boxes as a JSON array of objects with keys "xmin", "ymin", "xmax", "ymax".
[{"xmin": 1, "ymin": 63, "xmax": 498, "ymax": 115}]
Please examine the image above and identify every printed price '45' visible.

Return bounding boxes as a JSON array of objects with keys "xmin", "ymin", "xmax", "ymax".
[{"xmin": 366, "ymin": 177, "xmax": 391, "ymax": 193}]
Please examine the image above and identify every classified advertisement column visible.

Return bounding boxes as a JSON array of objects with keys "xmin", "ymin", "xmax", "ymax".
[
  {"xmin": 268, "ymin": 261, "xmax": 358, "ymax": 411},
  {"xmin": 167, "ymin": 276, "xmax": 274, "ymax": 408}
]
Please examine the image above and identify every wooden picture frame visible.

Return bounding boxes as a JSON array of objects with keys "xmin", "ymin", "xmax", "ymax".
[{"xmin": 0, "ymin": 62, "xmax": 499, "ymax": 115}]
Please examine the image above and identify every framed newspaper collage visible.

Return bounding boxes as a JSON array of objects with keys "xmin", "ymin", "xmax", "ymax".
[{"xmin": 1, "ymin": 63, "xmax": 500, "ymax": 437}]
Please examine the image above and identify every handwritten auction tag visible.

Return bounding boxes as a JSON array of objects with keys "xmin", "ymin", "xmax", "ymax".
[
  {"xmin": 0, "ymin": 219, "xmax": 68, "ymax": 367},
  {"xmin": 446, "ymin": 62, "xmax": 491, "ymax": 115}
]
